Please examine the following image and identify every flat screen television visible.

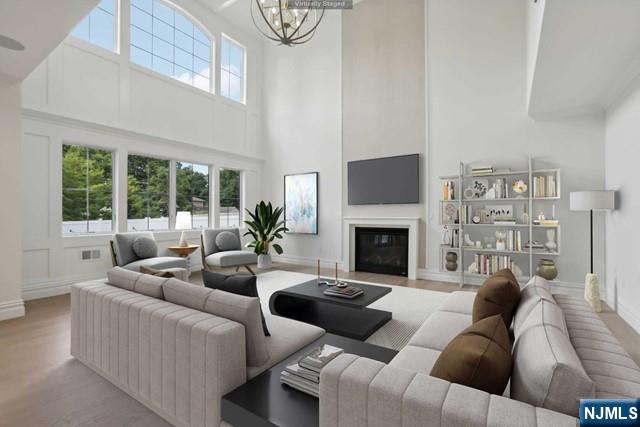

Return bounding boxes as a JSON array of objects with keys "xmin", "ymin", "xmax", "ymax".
[{"xmin": 348, "ymin": 154, "xmax": 420, "ymax": 205}]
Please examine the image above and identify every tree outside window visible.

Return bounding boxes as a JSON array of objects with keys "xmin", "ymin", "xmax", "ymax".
[
  {"xmin": 176, "ymin": 162, "xmax": 210, "ymax": 228},
  {"xmin": 62, "ymin": 145, "xmax": 113, "ymax": 234},
  {"xmin": 127, "ymin": 154, "xmax": 170, "ymax": 231},
  {"xmin": 219, "ymin": 168, "xmax": 241, "ymax": 228}
]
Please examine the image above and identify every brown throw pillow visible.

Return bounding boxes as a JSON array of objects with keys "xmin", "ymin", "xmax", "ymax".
[
  {"xmin": 139, "ymin": 266, "xmax": 175, "ymax": 278},
  {"xmin": 472, "ymin": 268, "xmax": 520, "ymax": 326},
  {"xmin": 430, "ymin": 314, "xmax": 513, "ymax": 395}
]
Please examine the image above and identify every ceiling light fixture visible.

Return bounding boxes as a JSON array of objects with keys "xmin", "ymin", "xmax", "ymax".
[
  {"xmin": 251, "ymin": 0, "xmax": 325, "ymax": 46},
  {"xmin": 0, "ymin": 34, "xmax": 25, "ymax": 51}
]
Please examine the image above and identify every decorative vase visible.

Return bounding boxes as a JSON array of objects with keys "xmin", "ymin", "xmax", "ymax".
[
  {"xmin": 445, "ymin": 252, "xmax": 458, "ymax": 271},
  {"xmin": 178, "ymin": 231, "xmax": 188, "ymax": 247},
  {"xmin": 257, "ymin": 254, "xmax": 272, "ymax": 269},
  {"xmin": 545, "ymin": 229, "xmax": 557, "ymax": 252},
  {"xmin": 536, "ymin": 259, "xmax": 558, "ymax": 280},
  {"xmin": 584, "ymin": 273, "xmax": 602, "ymax": 312}
]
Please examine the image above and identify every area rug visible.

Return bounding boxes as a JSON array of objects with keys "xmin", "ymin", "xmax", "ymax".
[{"xmin": 256, "ymin": 271, "xmax": 450, "ymax": 351}]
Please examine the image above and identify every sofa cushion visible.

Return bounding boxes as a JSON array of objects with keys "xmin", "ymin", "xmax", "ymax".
[
  {"xmin": 132, "ymin": 236, "xmax": 158, "ymax": 259},
  {"xmin": 472, "ymin": 269, "xmax": 521, "ymax": 326},
  {"xmin": 114, "ymin": 231, "xmax": 155, "ymax": 266},
  {"xmin": 407, "ymin": 311, "xmax": 472, "ymax": 352},
  {"xmin": 205, "ymin": 251, "xmax": 257, "ymax": 268},
  {"xmin": 106, "ymin": 267, "xmax": 166, "ymax": 299},
  {"xmin": 430, "ymin": 314, "xmax": 513, "ymax": 395},
  {"xmin": 204, "ymin": 289, "xmax": 270, "ymax": 367},
  {"xmin": 513, "ymin": 277, "xmax": 557, "ymax": 338},
  {"xmin": 215, "ymin": 230, "xmax": 241, "ymax": 251},
  {"xmin": 124, "ymin": 256, "xmax": 187, "ymax": 272},
  {"xmin": 202, "ymin": 228, "xmax": 242, "ymax": 256},
  {"xmin": 511, "ymin": 318, "xmax": 595, "ymax": 417},
  {"xmin": 438, "ymin": 291, "xmax": 476, "ymax": 315},
  {"xmin": 389, "ymin": 345, "xmax": 441, "ymax": 376},
  {"xmin": 163, "ymin": 278, "xmax": 213, "ymax": 310},
  {"xmin": 247, "ymin": 314, "xmax": 324, "ymax": 379},
  {"xmin": 202, "ymin": 271, "xmax": 270, "ymax": 336},
  {"xmin": 517, "ymin": 298, "xmax": 568, "ymax": 338}
]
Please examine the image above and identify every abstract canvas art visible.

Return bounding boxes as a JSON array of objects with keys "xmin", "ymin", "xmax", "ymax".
[{"xmin": 284, "ymin": 172, "xmax": 318, "ymax": 235}]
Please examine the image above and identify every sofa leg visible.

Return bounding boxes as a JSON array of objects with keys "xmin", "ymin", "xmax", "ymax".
[{"xmin": 245, "ymin": 265, "xmax": 256, "ymax": 275}]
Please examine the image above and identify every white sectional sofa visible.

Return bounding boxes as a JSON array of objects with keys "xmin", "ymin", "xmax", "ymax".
[
  {"xmin": 71, "ymin": 270, "xmax": 640, "ymax": 427},
  {"xmin": 319, "ymin": 276, "xmax": 640, "ymax": 427}
]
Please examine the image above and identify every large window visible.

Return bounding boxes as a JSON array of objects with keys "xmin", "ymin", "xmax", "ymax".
[
  {"xmin": 71, "ymin": 0, "xmax": 117, "ymax": 52},
  {"xmin": 220, "ymin": 35, "xmax": 245, "ymax": 103},
  {"xmin": 62, "ymin": 145, "xmax": 113, "ymax": 234},
  {"xmin": 127, "ymin": 154, "xmax": 170, "ymax": 231},
  {"xmin": 130, "ymin": 0, "xmax": 212, "ymax": 91},
  {"xmin": 176, "ymin": 162, "xmax": 210, "ymax": 229},
  {"xmin": 219, "ymin": 168, "xmax": 242, "ymax": 228}
]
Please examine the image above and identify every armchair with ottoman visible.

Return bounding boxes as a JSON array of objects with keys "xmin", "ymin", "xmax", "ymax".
[{"xmin": 200, "ymin": 228, "xmax": 258, "ymax": 274}]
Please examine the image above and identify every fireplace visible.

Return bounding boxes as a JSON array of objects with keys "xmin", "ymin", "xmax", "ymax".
[{"xmin": 355, "ymin": 227, "xmax": 409, "ymax": 277}]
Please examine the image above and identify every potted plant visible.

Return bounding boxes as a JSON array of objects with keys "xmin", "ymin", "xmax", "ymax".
[{"xmin": 244, "ymin": 201, "xmax": 288, "ymax": 269}]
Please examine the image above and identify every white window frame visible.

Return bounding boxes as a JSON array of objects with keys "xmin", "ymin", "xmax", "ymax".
[
  {"xmin": 220, "ymin": 33, "xmax": 247, "ymax": 105},
  {"xmin": 218, "ymin": 167, "xmax": 244, "ymax": 229},
  {"xmin": 126, "ymin": 152, "xmax": 172, "ymax": 232},
  {"xmin": 70, "ymin": 0, "xmax": 120, "ymax": 53},
  {"xmin": 173, "ymin": 160, "xmax": 212, "ymax": 230}
]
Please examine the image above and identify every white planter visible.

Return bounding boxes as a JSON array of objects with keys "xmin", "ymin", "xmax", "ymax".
[{"xmin": 257, "ymin": 254, "xmax": 272, "ymax": 269}]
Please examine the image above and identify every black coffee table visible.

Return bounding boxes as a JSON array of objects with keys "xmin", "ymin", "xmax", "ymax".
[
  {"xmin": 268, "ymin": 279, "xmax": 392, "ymax": 340},
  {"xmin": 222, "ymin": 333, "xmax": 397, "ymax": 427}
]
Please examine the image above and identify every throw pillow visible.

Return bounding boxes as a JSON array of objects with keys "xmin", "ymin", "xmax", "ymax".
[
  {"xmin": 430, "ymin": 314, "xmax": 513, "ymax": 395},
  {"xmin": 215, "ymin": 230, "xmax": 241, "ymax": 251},
  {"xmin": 202, "ymin": 270, "xmax": 270, "ymax": 336},
  {"xmin": 472, "ymin": 268, "xmax": 521, "ymax": 326},
  {"xmin": 132, "ymin": 236, "xmax": 158, "ymax": 259},
  {"xmin": 140, "ymin": 265, "xmax": 175, "ymax": 278}
]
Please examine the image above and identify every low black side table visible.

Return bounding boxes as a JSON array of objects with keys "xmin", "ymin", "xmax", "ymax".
[
  {"xmin": 222, "ymin": 333, "xmax": 398, "ymax": 427},
  {"xmin": 268, "ymin": 279, "xmax": 392, "ymax": 341}
]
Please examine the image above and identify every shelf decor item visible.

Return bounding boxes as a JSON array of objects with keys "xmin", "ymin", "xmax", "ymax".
[
  {"xmin": 445, "ymin": 252, "xmax": 458, "ymax": 271},
  {"xmin": 545, "ymin": 229, "xmax": 557, "ymax": 252},
  {"xmin": 244, "ymin": 201, "xmax": 288, "ymax": 269},
  {"xmin": 570, "ymin": 190, "xmax": 616, "ymax": 312},
  {"xmin": 512, "ymin": 179, "xmax": 528, "ymax": 197},
  {"xmin": 285, "ymin": 172, "xmax": 318, "ymax": 234},
  {"xmin": 175, "ymin": 211, "xmax": 192, "ymax": 247},
  {"xmin": 536, "ymin": 259, "xmax": 558, "ymax": 280}
]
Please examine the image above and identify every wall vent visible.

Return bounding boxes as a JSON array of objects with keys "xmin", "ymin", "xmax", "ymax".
[{"xmin": 81, "ymin": 250, "xmax": 102, "ymax": 260}]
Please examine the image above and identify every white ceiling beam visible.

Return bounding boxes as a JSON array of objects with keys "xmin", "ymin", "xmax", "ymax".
[{"xmin": 214, "ymin": 0, "xmax": 241, "ymax": 13}]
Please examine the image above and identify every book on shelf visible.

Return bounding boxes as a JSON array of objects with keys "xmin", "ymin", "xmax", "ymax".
[
  {"xmin": 442, "ymin": 180, "xmax": 455, "ymax": 201},
  {"xmin": 533, "ymin": 174, "xmax": 557, "ymax": 198},
  {"xmin": 493, "ymin": 218, "xmax": 517, "ymax": 225},
  {"xmin": 535, "ymin": 219, "xmax": 559, "ymax": 226},
  {"xmin": 323, "ymin": 286, "xmax": 364, "ymax": 299},
  {"xmin": 505, "ymin": 230, "xmax": 523, "ymax": 251},
  {"xmin": 474, "ymin": 254, "xmax": 517, "ymax": 275},
  {"xmin": 525, "ymin": 241, "xmax": 545, "ymax": 250},
  {"xmin": 471, "ymin": 166, "xmax": 494, "ymax": 176},
  {"xmin": 298, "ymin": 344, "xmax": 344, "ymax": 373}
]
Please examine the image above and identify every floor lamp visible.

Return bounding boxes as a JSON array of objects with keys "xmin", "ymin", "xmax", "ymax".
[{"xmin": 569, "ymin": 191, "xmax": 615, "ymax": 312}]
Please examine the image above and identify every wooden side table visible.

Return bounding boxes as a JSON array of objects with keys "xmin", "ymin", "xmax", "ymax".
[{"xmin": 167, "ymin": 245, "xmax": 200, "ymax": 276}]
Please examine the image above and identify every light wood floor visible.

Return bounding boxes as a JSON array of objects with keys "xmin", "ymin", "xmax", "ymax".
[{"xmin": 1, "ymin": 263, "xmax": 639, "ymax": 426}]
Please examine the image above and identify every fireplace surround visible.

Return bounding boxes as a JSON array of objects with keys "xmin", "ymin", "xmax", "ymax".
[{"xmin": 355, "ymin": 227, "xmax": 409, "ymax": 276}]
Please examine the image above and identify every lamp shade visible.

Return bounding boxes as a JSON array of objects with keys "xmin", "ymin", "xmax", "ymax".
[
  {"xmin": 570, "ymin": 191, "xmax": 615, "ymax": 211},
  {"xmin": 175, "ymin": 211, "xmax": 192, "ymax": 230}
]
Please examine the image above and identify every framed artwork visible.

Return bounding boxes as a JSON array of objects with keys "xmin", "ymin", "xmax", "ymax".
[
  {"xmin": 284, "ymin": 172, "xmax": 318, "ymax": 235},
  {"xmin": 471, "ymin": 179, "xmax": 489, "ymax": 199},
  {"xmin": 485, "ymin": 204, "xmax": 514, "ymax": 220}
]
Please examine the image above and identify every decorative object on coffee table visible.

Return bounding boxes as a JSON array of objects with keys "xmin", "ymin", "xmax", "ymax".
[
  {"xmin": 536, "ymin": 259, "xmax": 558, "ymax": 281},
  {"xmin": 284, "ymin": 172, "xmax": 318, "ymax": 234},
  {"xmin": 570, "ymin": 190, "xmax": 616, "ymax": 312},
  {"xmin": 445, "ymin": 252, "xmax": 458, "ymax": 271},
  {"xmin": 244, "ymin": 201, "xmax": 288, "ymax": 269}
]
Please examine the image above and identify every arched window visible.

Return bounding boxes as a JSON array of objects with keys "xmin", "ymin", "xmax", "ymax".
[
  {"xmin": 130, "ymin": 0, "xmax": 212, "ymax": 92},
  {"xmin": 71, "ymin": 0, "xmax": 118, "ymax": 52}
]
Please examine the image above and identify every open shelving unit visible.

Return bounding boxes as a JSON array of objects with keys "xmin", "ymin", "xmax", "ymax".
[{"xmin": 439, "ymin": 157, "xmax": 561, "ymax": 287}]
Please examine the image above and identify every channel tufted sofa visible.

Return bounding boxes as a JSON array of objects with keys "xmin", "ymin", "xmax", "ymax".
[{"xmin": 319, "ymin": 276, "xmax": 640, "ymax": 427}]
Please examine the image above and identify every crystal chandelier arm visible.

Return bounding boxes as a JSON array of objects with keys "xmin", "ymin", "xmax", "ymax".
[
  {"xmin": 252, "ymin": 0, "xmax": 286, "ymax": 42},
  {"xmin": 286, "ymin": 8, "xmax": 311, "ymax": 40},
  {"xmin": 278, "ymin": 0, "xmax": 288, "ymax": 39}
]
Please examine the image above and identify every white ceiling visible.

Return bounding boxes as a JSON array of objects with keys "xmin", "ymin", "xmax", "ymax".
[
  {"xmin": 528, "ymin": 0, "xmax": 640, "ymax": 117},
  {"xmin": 197, "ymin": 0, "xmax": 257, "ymax": 35},
  {"xmin": 0, "ymin": 0, "xmax": 99, "ymax": 83}
]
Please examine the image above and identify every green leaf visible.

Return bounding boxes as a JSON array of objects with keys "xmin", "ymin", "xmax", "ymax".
[{"xmin": 273, "ymin": 244, "xmax": 283, "ymax": 255}]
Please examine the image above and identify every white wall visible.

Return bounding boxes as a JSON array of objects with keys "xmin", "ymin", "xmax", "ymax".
[
  {"xmin": 261, "ymin": 13, "xmax": 343, "ymax": 267},
  {"xmin": 605, "ymin": 77, "xmax": 640, "ymax": 332},
  {"xmin": 425, "ymin": 0, "xmax": 606, "ymax": 286},
  {"xmin": 18, "ymin": 0, "xmax": 266, "ymax": 300},
  {"xmin": 0, "ymin": 83, "xmax": 25, "ymax": 320}
]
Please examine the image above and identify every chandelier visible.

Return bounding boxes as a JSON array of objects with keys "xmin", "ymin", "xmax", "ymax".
[{"xmin": 251, "ymin": 0, "xmax": 325, "ymax": 46}]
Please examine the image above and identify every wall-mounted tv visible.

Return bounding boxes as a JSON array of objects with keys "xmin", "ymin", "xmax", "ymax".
[{"xmin": 348, "ymin": 154, "xmax": 420, "ymax": 205}]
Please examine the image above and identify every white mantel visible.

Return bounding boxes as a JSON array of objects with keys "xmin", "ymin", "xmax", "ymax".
[{"xmin": 342, "ymin": 217, "xmax": 420, "ymax": 280}]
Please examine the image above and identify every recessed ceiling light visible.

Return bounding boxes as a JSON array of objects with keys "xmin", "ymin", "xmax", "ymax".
[{"xmin": 0, "ymin": 34, "xmax": 25, "ymax": 51}]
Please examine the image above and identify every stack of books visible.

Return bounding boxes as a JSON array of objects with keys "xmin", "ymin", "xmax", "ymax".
[
  {"xmin": 493, "ymin": 217, "xmax": 517, "ymax": 225},
  {"xmin": 323, "ymin": 285, "xmax": 363, "ymax": 299},
  {"xmin": 280, "ymin": 344, "xmax": 344, "ymax": 398},
  {"xmin": 505, "ymin": 230, "xmax": 523, "ymax": 251},
  {"xmin": 525, "ymin": 240, "xmax": 545, "ymax": 250},
  {"xmin": 471, "ymin": 166, "xmax": 494, "ymax": 176},
  {"xmin": 474, "ymin": 254, "xmax": 517, "ymax": 275},
  {"xmin": 533, "ymin": 175, "xmax": 557, "ymax": 198}
]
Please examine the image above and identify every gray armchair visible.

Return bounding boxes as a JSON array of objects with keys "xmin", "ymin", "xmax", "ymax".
[
  {"xmin": 110, "ymin": 231, "xmax": 187, "ymax": 271},
  {"xmin": 200, "ymin": 228, "xmax": 257, "ymax": 275}
]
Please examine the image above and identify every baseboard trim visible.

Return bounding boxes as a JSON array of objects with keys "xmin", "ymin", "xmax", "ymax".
[
  {"xmin": 271, "ymin": 254, "xmax": 344, "ymax": 270},
  {"xmin": 616, "ymin": 301, "xmax": 640, "ymax": 334},
  {"xmin": 0, "ymin": 299, "xmax": 26, "ymax": 321},
  {"xmin": 22, "ymin": 274, "xmax": 106, "ymax": 301}
]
